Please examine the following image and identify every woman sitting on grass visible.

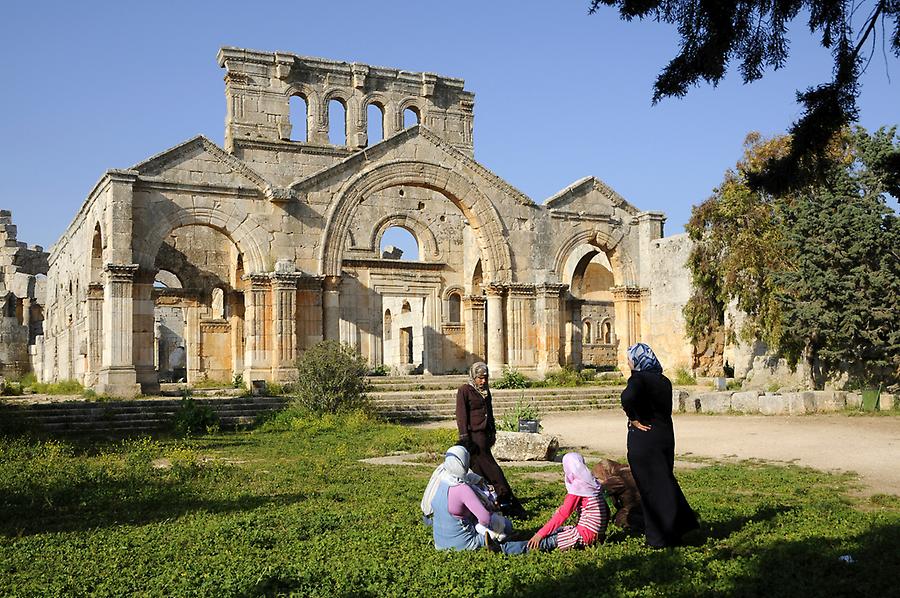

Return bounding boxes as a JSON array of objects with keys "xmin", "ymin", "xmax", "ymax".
[
  {"xmin": 421, "ymin": 445, "xmax": 518, "ymax": 553},
  {"xmin": 524, "ymin": 452, "xmax": 610, "ymax": 552}
]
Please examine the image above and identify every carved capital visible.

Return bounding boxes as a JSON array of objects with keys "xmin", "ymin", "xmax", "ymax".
[
  {"xmin": 104, "ymin": 263, "xmax": 139, "ymax": 283},
  {"xmin": 351, "ymin": 63, "xmax": 369, "ymax": 89},
  {"xmin": 484, "ymin": 283, "xmax": 507, "ymax": 298},
  {"xmin": 536, "ymin": 282, "xmax": 568, "ymax": 297},
  {"xmin": 323, "ymin": 275, "xmax": 342, "ymax": 292},
  {"xmin": 421, "ymin": 72, "xmax": 438, "ymax": 97}
]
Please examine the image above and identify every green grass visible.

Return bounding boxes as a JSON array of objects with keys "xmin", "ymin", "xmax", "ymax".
[{"xmin": 1, "ymin": 411, "xmax": 897, "ymax": 597}]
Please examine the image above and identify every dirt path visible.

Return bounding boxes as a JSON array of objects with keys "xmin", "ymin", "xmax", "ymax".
[{"xmin": 419, "ymin": 412, "xmax": 900, "ymax": 496}]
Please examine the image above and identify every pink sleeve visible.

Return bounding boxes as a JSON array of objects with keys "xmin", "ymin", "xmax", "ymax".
[
  {"xmin": 537, "ymin": 494, "xmax": 580, "ymax": 538},
  {"xmin": 448, "ymin": 484, "xmax": 492, "ymax": 526}
]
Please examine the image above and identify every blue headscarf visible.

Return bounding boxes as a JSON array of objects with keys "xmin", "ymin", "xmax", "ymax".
[{"xmin": 627, "ymin": 342, "xmax": 663, "ymax": 374}]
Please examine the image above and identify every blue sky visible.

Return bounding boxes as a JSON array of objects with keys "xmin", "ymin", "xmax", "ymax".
[{"xmin": 1, "ymin": 1, "xmax": 897, "ymax": 253}]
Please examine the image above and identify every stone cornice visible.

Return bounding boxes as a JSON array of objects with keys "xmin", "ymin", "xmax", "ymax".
[
  {"xmin": 232, "ymin": 137, "xmax": 355, "ymax": 159},
  {"xmin": 343, "ymin": 257, "xmax": 447, "ymax": 271},
  {"xmin": 134, "ymin": 178, "xmax": 262, "ymax": 199},
  {"xmin": 104, "ymin": 263, "xmax": 139, "ymax": 282}
]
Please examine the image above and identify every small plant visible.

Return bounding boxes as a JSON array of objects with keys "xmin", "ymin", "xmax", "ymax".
[
  {"xmin": 0, "ymin": 379, "xmax": 23, "ymax": 396},
  {"xmin": 265, "ymin": 381, "xmax": 285, "ymax": 396},
  {"xmin": 232, "ymin": 373, "xmax": 244, "ymax": 389},
  {"xmin": 172, "ymin": 390, "xmax": 219, "ymax": 436},
  {"xmin": 27, "ymin": 379, "xmax": 84, "ymax": 395},
  {"xmin": 539, "ymin": 367, "xmax": 582, "ymax": 387},
  {"xmin": 766, "ymin": 382, "xmax": 782, "ymax": 393},
  {"xmin": 293, "ymin": 340, "xmax": 371, "ymax": 414},
  {"xmin": 492, "ymin": 367, "xmax": 530, "ymax": 389},
  {"xmin": 673, "ymin": 367, "xmax": 697, "ymax": 386},
  {"xmin": 498, "ymin": 396, "xmax": 542, "ymax": 432},
  {"xmin": 726, "ymin": 379, "xmax": 743, "ymax": 391},
  {"xmin": 580, "ymin": 367, "xmax": 597, "ymax": 381},
  {"xmin": 368, "ymin": 364, "xmax": 389, "ymax": 377}
]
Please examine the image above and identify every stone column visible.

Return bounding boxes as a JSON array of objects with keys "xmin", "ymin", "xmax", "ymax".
[
  {"xmin": 322, "ymin": 276, "xmax": 341, "ymax": 341},
  {"xmin": 271, "ymin": 271, "xmax": 302, "ymax": 381},
  {"xmin": 506, "ymin": 284, "xmax": 536, "ymax": 370},
  {"xmin": 564, "ymin": 296, "xmax": 583, "ymax": 367},
  {"xmin": 185, "ymin": 298, "xmax": 201, "ymax": 384},
  {"xmin": 422, "ymin": 288, "xmax": 441, "ymax": 375},
  {"xmin": 243, "ymin": 274, "xmax": 271, "ymax": 383},
  {"xmin": 485, "ymin": 283, "xmax": 506, "ymax": 376},
  {"xmin": 612, "ymin": 286, "xmax": 646, "ymax": 374},
  {"xmin": 97, "ymin": 263, "xmax": 141, "ymax": 397},
  {"xmin": 297, "ymin": 275, "xmax": 325, "ymax": 353},
  {"xmin": 463, "ymin": 295, "xmax": 486, "ymax": 363},
  {"xmin": 132, "ymin": 268, "xmax": 159, "ymax": 394},
  {"xmin": 85, "ymin": 284, "xmax": 104, "ymax": 387},
  {"xmin": 536, "ymin": 283, "xmax": 567, "ymax": 377}
]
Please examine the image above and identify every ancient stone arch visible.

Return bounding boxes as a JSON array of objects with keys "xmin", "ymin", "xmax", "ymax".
[
  {"xmin": 369, "ymin": 213, "xmax": 441, "ymax": 261},
  {"xmin": 135, "ymin": 204, "xmax": 269, "ymax": 274},
  {"xmin": 552, "ymin": 227, "xmax": 635, "ymax": 287},
  {"xmin": 319, "ymin": 159, "xmax": 512, "ymax": 282}
]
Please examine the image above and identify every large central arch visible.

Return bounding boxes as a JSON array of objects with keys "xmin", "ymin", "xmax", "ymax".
[{"xmin": 318, "ymin": 159, "xmax": 512, "ymax": 281}]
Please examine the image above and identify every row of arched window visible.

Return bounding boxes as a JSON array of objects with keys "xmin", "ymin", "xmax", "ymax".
[
  {"xmin": 290, "ymin": 96, "xmax": 421, "ymax": 146},
  {"xmin": 382, "ymin": 293, "xmax": 462, "ymax": 340},
  {"xmin": 583, "ymin": 318, "xmax": 612, "ymax": 345}
]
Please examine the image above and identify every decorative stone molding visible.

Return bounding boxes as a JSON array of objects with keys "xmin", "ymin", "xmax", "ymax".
[{"xmin": 104, "ymin": 263, "xmax": 139, "ymax": 283}]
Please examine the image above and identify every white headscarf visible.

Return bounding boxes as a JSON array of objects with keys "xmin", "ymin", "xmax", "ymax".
[
  {"xmin": 420, "ymin": 445, "xmax": 471, "ymax": 517},
  {"xmin": 562, "ymin": 452, "xmax": 601, "ymax": 498}
]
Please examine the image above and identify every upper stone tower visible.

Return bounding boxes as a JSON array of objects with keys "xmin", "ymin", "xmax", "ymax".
[{"xmin": 217, "ymin": 47, "xmax": 475, "ymax": 156}]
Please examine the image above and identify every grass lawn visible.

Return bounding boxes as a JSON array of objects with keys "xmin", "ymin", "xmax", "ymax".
[{"xmin": 1, "ymin": 410, "xmax": 897, "ymax": 597}]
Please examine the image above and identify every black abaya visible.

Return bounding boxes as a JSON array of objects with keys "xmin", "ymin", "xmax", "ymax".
[{"xmin": 621, "ymin": 370, "xmax": 698, "ymax": 547}]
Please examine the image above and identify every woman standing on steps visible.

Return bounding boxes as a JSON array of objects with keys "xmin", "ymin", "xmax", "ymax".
[
  {"xmin": 455, "ymin": 362, "xmax": 526, "ymax": 518},
  {"xmin": 620, "ymin": 342, "xmax": 699, "ymax": 548}
]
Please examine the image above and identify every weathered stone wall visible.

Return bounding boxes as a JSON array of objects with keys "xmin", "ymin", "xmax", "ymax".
[{"xmin": 643, "ymin": 233, "xmax": 694, "ymax": 374}]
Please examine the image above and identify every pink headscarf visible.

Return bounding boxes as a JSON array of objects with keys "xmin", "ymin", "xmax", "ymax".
[{"xmin": 562, "ymin": 452, "xmax": 601, "ymax": 497}]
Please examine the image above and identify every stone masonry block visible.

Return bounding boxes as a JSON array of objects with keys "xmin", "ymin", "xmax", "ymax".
[
  {"xmin": 880, "ymin": 394, "xmax": 896, "ymax": 410},
  {"xmin": 731, "ymin": 390, "xmax": 761, "ymax": 414},
  {"xmin": 759, "ymin": 394, "xmax": 788, "ymax": 415},
  {"xmin": 694, "ymin": 391, "xmax": 732, "ymax": 413},
  {"xmin": 672, "ymin": 389, "xmax": 688, "ymax": 413},
  {"xmin": 783, "ymin": 392, "xmax": 816, "ymax": 414},
  {"xmin": 845, "ymin": 392, "xmax": 862, "ymax": 409},
  {"xmin": 810, "ymin": 390, "xmax": 845, "ymax": 412}
]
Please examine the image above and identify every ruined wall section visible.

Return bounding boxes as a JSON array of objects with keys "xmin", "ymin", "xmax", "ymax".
[
  {"xmin": 642, "ymin": 233, "xmax": 693, "ymax": 373},
  {"xmin": 217, "ymin": 47, "xmax": 475, "ymax": 188}
]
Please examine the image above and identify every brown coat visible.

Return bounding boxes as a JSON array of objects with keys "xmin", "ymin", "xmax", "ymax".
[
  {"xmin": 593, "ymin": 458, "xmax": 645, "ymax": 531},
  {"xmin": 455, "ymin": 383, "xmax": 496, "ymax": 442}
]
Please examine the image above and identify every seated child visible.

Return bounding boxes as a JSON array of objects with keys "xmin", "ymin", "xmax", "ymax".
[
  {"xmin": 592, "ymin": 458, "xmax": 645, "ymax": 532},
  {"xmin": 526, "ymin": 452, "xmax": 610, "ymax": 552}
]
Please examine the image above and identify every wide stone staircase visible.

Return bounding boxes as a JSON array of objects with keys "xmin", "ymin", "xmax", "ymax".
[
  {"xmin": 368, "ymin": 375, "xmax": 623, "ymax": 421},
  {"xmin": 0, "ymin": 376, "xmax": 625, "ymax": 435}
]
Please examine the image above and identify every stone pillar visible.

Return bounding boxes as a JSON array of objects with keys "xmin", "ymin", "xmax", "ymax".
[
  {"xmin": 463, "ymin": 295, "xmax": 486, "ymax": 363},
  {"xmin": 271, "ymin": 271, "xmax": 302, "ymax": 381},
  {"xmin": 422, "ymin": 289, "xmax": 441, "ymax": 375},
  {"xmin": 322, "ymin": 276, "xmax": 341, "ymax": 341},
  {"xmin": 506, "ymin": 284, "xmax": 536, "ymax": 370},
  {"xmin": 612, "ymin": 286, "xmax": 646, "ymax": 373},
  {"xmin": 536, "ymin": 283, "xmax": 567, "ymax": 377},
  {"xmin": 85, "ymin": 284, "xmax": 103, "ymax": 387},
  {"xmin": 185, "ymin": 299, "xmax": 201, "ymax": 383},
  {"xmin": 297, "ymin": 275, "xmax": 325, "ymax": 353},
  {"xmin": 485, "ymin": 283, "xmax": 506, "ymax": 376},
  {"xmin": 243, "ymin": 274, "xmax": 271, "ymax": 383},
  {"xmin": 97, "ymin": 263, "xmax": 141, "ymax": 397},
  {"xmin": 564, "ymin": 296, "xmax": 582, "ymax": 367},
  {"xmin": 132, "ymin": 269, "xmax": 159, "ymax": 394}
]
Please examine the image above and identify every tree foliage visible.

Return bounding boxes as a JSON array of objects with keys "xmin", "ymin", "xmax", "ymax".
[
  {"xmin": 589, "ymin": 0, "xmax": 900, "ymax": 191},
  {"xmin": 685, "ymin": 126, "xmax": 900, "ymax": 387},
  {"xmin": 293, "ymin": 340, "xmax": 371, "ymax": 413}
]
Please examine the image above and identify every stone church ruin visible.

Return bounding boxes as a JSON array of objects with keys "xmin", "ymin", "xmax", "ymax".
[{"xmin": 24, "ymin": 48, "xmax": 700, "ymax": 396}]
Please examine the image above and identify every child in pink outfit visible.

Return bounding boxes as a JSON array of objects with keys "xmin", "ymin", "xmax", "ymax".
[{"xmin": 527, "ymin": 453, "xmax": 610, "ymax": 552}]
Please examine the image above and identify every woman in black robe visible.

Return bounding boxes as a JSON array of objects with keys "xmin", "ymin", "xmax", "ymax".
[{"xmin": 620, "ymin": 343, "xmax": 698, "ymax": 547}]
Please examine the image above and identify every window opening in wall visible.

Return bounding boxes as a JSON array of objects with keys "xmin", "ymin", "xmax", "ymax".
[
  {"xmin": 583, "ymin": 319, "xmax": 592, "ymax": 344},
  {"xmin": 401, "ymin": 301, "xmax": 411, "ymax": 314},
  {"xmin": 403, "ymin": 107, "xmax": 420, "ymax": 128},
  {"xmin": 289, "ymin": 95, "xmax": 308, "ymax": 142},
  {"xmin": 380, "ymin": 226, "xmax": 419, "ymax": 260},
  {"xmin": 602, "ymin": 321, "xmax": 612, "ymax": 344},
  {"xmin": 328, "ymin": 99, "xmax": 346, "ymax": 145},
  {"xmin": 383, "ymin": 309, "xmax": 392, "ymax": 341},
  {"xmin": 211, "ymin": 287, "xmax": 225, "ymax": 319},
  {"xmin": 448, "ymin": 293, "xmax": 461, "ymax": 323},
  {"xmin": 367, "ymin": 103, "xmax": 384, "ymax": 145}
]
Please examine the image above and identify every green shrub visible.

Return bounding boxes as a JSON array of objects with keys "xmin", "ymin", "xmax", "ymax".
[
  {"xmin": 293, "ymin": 340, "xmax": 370, "ymax": 413},
  {"xmin": 726, "ymin": 379, "xmax": 743, "ymax": 391},
  {"xmin": 0, "ymin": 379, "xmax": 23, "ymax": 396},
  {"xmin": 191, "ymin": 377, "xmax": 231, "ymax": 389},
  {"xmin": 172, "ymin": 392, "xmax": 219, "ymax": 436},
  {"xmin": 27, "ymin": 379, "xmax": 84, "ymax": 395},
  {"xmin": 673, "ymin": 367, "xmax": 697, "ymax": 386},
  {"xmin": 497, "ymin": 396, "xmax": 542, "ymax": 431},
  {"xmin": 539, "ymin": 366, "xmax": 582, "ymax": 387},
  {"xmin": 580, "ymin": 367, "xmax": 597, "ymax": 381},
  {"xmin": 492, "ymin": 367, "xmax": 530, "ymax": 389},
  {"xmin": 368, "ymin": 364, "xmax": 389, "ymax": 377},
  {"xmin": 232, "ymin": 373, "xmax": 244, "ymax": 389}
]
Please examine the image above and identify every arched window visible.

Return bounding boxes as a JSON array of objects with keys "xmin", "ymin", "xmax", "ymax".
[
  {"xmin": 328, "ymin": 99, "xmax": 346, "ymax": 145},
  {"xmin": 367, "ymin": 103, "xmax": 384, "ymax": 145},
  {"xmin": 401, "ymin": 301, "xmax": 411, "ymax": 314},
  {"xmin": 290, "ymin": 95, "xmax": 308, "ymax": 142},
  {"xmin": 403, "ymin": 107, "xmax": 420, "ymax": 128},
  {"xmin": 154, "ymin": 270, "xmax": 182, "ymax": 289},
  {"xmin": 90, "ymin": 225, "xmax": 103, "ymax": 284},
  {"xmin": 380, "ymin": 226, "xmax": 419, "ymax": 261},
  {"xmin": 583, "ymin": 319, "xmax": 592, "ymax": 344},
  {"xmin": 602, "ymin": 320, "xmax": 612, "ymax": 344},
  {"xmin": 448, "ymin": 293, "xmax": 461, "ymax": 323},
  {"xmin": 383, "ymin": 309, "xmax": 392, "ymax": 341}
]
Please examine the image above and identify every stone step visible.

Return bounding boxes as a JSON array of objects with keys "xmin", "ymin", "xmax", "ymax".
[
  {"xmin": 378, "ymin": 400, "xmax": 619, "ymax": 421},
  {"xmin": 368, "ymin": 386, "xmax": 622, "ymax": 400}
]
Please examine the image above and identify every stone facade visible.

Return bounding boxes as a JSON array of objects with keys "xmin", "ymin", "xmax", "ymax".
[
  {"xmin": 37, "ymin": 48, "xmax": 696, "ymax": 396},
  {"xmin": 0, "ymin": 211, "xmax": 48, "ymax": 379}
]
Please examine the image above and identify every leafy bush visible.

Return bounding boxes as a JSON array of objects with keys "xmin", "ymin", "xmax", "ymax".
[
  {"xmin": 497, "ymin": 397, "xmax": 542, "ymax": 432},
  {"xmin": 0, "ymin": 379, "xmax": 23, "ymax": 396},
  {"xmin": 539, "ymin": 367, "xmax": 582, "ymax": 387},
  {"xmin": 232, "ymin": 373, "xmax": 244, "ymax": 388},
  {"xmin": 673, "ymin": 367, "xmax": 697, "ymax": 386},
  {"xmin": 293, "ymin": 340, "xmax": 370, "ymax": 413},
  {"xmin": 368, "ymin": 364, "xmax": 389, "ymax": 377},
  {"xmin": 580, "ymin": 367, "xmax": 597, "ymax": 381},
  {"xmin": 491, "ymin": 367, "xmax": 530, "ymax": 389},
  {"xmin": 172, "ymin": 392, "xmax": 219, "ymax": 436},
  {"xmin": 726, "ymin": 379, "xmax": 743, "ymax": 391},
  {"xmin": 27, "ymin": 379, "xmax": 84, "ymax": 395}
]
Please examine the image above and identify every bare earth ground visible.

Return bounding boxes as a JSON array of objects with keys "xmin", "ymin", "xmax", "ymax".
[{"xmin": 417, "ymin": 412, "xmax": 900, "ymax": 496}]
